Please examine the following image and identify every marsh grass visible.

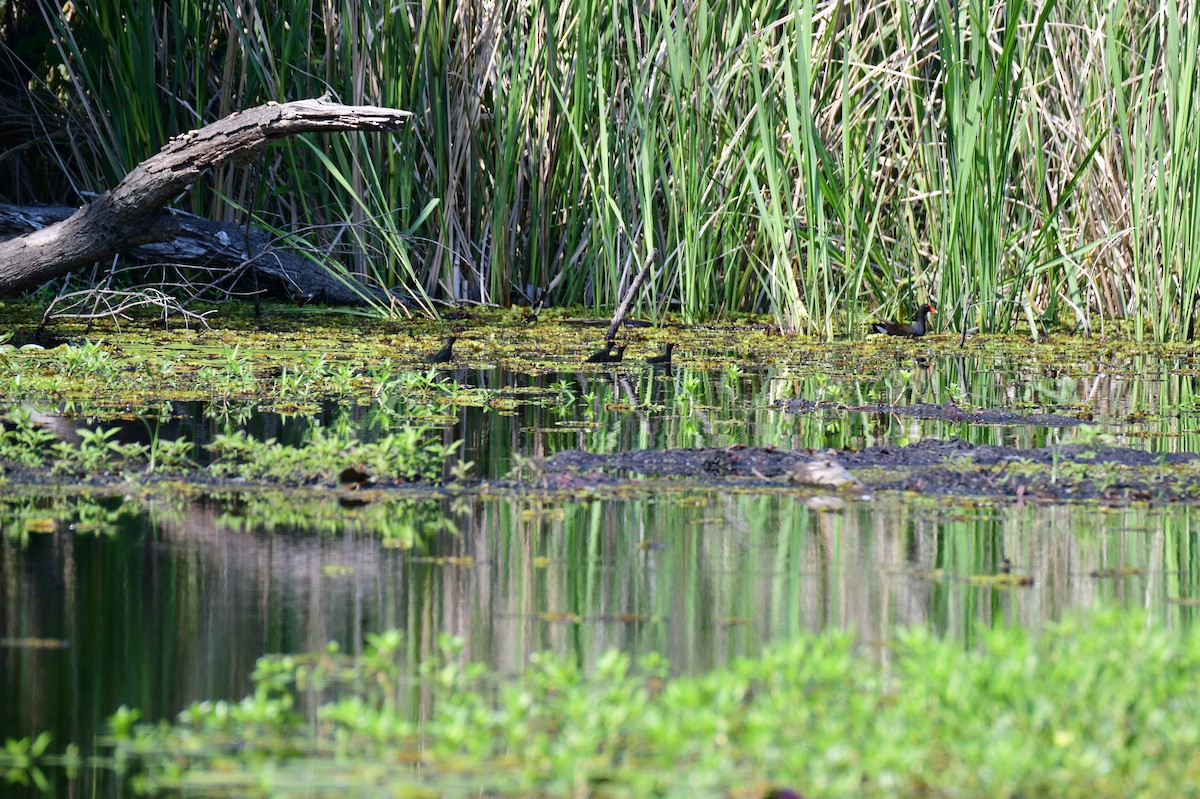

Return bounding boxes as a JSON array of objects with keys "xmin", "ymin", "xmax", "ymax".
[{"xmin": 14, "ymin": 0, "xmax": 1200, "ymax": 338}]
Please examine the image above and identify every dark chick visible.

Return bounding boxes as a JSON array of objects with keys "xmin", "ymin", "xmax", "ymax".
[
  {"xmin": 585, "ymin": 340, "xmax": 617, "ymax": 363},
  {"xmin": 870, "ymin": 302, "xmax": 936, "ymax": 338},
  {"xmin": 646, "ymin": 342, "xmax": 674, "ymax": 366},
  {"xmin": 598, "ymin": 345, "xmax": 627, "ymax": 363},
  {"xmin": 423, "ymin": 335, "xmax": 457, "ymax": 363},
  {"xmin": 586, "ymin": 342, "xmax": 626, "ymax": 363}
]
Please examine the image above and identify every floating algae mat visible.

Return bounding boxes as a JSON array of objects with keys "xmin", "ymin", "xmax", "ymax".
[{"xmin": 5, "ymin": 305, "xmax": 1200, "ymax": 793}]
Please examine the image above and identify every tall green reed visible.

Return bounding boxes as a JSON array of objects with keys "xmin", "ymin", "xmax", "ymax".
[
  {"xmin": 17, "ymin": 0, "xmax": 1200, "ymax": 338},
  {"xmin": 1107, "ymin": 0, "xmax": 1200, "ymax": 341}
]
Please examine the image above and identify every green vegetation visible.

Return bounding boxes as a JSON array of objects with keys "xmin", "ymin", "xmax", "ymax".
[
  {"xmin": 7, "ymin": 307, "xmax": 1200, "ymax": 794},
  {"xmin": 7, "ymin": 0, "xmax": 1197, "ymax": 338},
  {"xmin": 7, "ymin": 2, "xmax": 1200, "ymax": 787},
  {"xmin": 0, "ymin": 490, "xmax": 456, "ymax": 549},
  {"xmin": 4, "ymin": 610, "xmax": 1197, "ymax": 797},
  {"xmin": 0, "ymin": 404, "xmax": 452, "ymax": 486},
  {"xmin": 5, "ymin": 307, "xmax": 1200, "ymax": 490}
]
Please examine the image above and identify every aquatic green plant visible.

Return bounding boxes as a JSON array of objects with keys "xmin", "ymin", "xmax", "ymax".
[
  {"xmin": 0, "ymin": 408, "xmax": 58, "ymax": 468},
  {"xmin": 52, "ymin": 427, "xmax": 124, "ymax": 476},
  {"xmin": 0, "ymin": 404, "xmax": 454, "ymax": 485},
  {"xmin": 197, "ymin": 344, "xmax": 257, "ymax": 399},
  {"xmin": 57, "ymin": 340, "xmax": 115, "ymax": 379},
  {"xmin": 33, "ymin": 609, "xmax": 1197, "ymax": 797},
  {"xmin": 0, "ymin": 732, "xmax": 53, "ymax": 791},
  {"xmin": 206, "ymin": 425, "xmax": 457, "ymax": 485}
]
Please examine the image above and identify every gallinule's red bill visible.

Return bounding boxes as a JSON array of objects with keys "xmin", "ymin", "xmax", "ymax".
[
  {"xmin": 423, "ymin": 335, "xmax": 457, "ymax": 363},
  {"xmin": 646, "ymin": 342, "xmax": 674, "ymax": 366},
  {"xmin": 870, "ymin": 302, "xmax": 936, "ymax": 337}
]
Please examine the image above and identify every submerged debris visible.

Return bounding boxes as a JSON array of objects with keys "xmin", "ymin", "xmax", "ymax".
[{"xmin": 788, "ymin": 458, "xmax": 864, "ymax": 490}]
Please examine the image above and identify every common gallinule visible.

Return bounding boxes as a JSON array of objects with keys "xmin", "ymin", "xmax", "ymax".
[
  {"xmin": 646, "ymin": 342, "xmax": 674, "ymax": 366},
  {"xmin": 596, "ymin": 345, "xmax": 626, "ymax": 363},
  {"xmin": 870, "ymin": 302, "xmax": 936, "ymax": 338},
  {"xmin": 423, "ymin": 335, "xmax": 457, "ymax": 363},
  {"xmin": 585, "ymin": 341, "xmax": 626, "ymax": 363},
  {"xmin": 584, "ymin": 340, "xmax": 618, "ymax": 363}
]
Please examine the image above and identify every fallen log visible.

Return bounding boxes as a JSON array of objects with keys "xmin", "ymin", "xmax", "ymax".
[
  {"xmin": 0, "ymin": 202, "xmax": 371, "ymax": 305},
  {"xmin": 0, "ymin": 98, "xmax": 411, "ymax": 301}
]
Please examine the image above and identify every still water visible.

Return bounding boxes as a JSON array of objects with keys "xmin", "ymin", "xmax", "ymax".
[
  {"xmin": 3, "ymin": 353, "xmax": 1200, "ymax": 784},
  {"xmin": 4, "ymin": 488, "xmax": 1199, "ymax": 754}
]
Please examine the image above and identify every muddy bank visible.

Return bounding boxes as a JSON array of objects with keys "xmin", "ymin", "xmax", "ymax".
[
  {"xmin": 4, "ymin": 435, "xmax": 1197, "ymax": 505},
  {"xmin": 540, "ymin": 438, "xmax": 1200, "ymax": 503}
]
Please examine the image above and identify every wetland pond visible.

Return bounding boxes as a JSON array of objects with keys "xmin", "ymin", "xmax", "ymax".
[{"xmin": 4, "ymin": 309, "xmax": 1200, "ymax": 795}]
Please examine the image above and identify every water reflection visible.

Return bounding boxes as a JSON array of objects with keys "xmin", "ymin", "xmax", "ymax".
[
  {"xmin": 3, "ymin": 491, "xmax": 1199, "ymax": 753},
  {"xmin": 17, "ymin": 348, "xmax": 1200, "ymax": 485},
  {"xmin": 7, "ymin": 345, "xmax": 1200, "ymax": 786}
]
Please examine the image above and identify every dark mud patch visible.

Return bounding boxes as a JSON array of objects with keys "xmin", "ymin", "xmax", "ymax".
[
  {"xmin": 780, "ymin": 401, "xmax": 1091, "ymax": 427},
  {"xmin": 7, "ymin": 437, "xmax": 1199, "ymax": 505},
  {"xmin": 540, "ymin": 439, "xmax": 1200, "ymax": 503}
]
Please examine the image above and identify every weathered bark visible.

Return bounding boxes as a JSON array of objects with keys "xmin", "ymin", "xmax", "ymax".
[
  {"xmin": 0, "ymin": 203, "xmax": 374, "ymax": 304},
  {"xmin": 0, "ymin": 98, "xmax": 411, "ymax": 299}
]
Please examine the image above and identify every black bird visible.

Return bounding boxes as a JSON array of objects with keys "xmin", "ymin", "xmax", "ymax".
[
  {"xmin": 646, "ymin": 342, "xmax": 674, "ymax": 366},
  {"xmin": 870, "ymin": 302, "xmax": 937, "ymax": 338},
  {"xmin": 586, "ymin": 342, "xmax": 626, "ymax": 364},
  {"xmin": 423, "ymin": 336, "xmax": 457, "ymax": 364},
  {"xmin": 585, "ymin": 340, "xmax": 617, "ymax": 363}
]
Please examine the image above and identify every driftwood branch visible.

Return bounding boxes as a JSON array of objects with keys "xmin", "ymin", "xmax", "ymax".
[
  {"xmin": 0, "ymin": 98, "xmax": 411, "ymax": 298},
  {"xmin": 0, "ymin": 203, "xmax": 375, "ymax": 305},
  {"xmin": 605, "ymin": 248, "xmax": 658, "ymax": 342}
]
